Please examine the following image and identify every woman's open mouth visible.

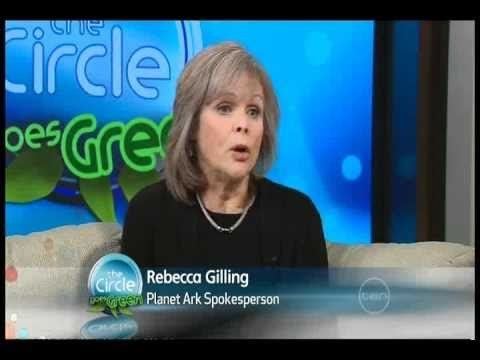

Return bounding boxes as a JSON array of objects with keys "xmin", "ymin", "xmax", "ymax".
[{"xmin": 230, "ymin": 144, "xmax": 250, "ymax": 161}]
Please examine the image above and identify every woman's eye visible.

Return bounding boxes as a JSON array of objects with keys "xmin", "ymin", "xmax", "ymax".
[
  {"xmin": 247, "ymin": 107, "xmax": 261, "ymax": 118},
  {"xmin": 217, "ymin": 104, "xmax": 232, "ymax": 114}
]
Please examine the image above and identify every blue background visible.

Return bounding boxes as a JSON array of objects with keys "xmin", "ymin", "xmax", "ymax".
[
  {"xmin": 6, "ymin": 20, "xmax": 374, "ymax": 244},
  {"xmin": 389, "ymin": 21, "xmax": 419, "ymax": 243}
]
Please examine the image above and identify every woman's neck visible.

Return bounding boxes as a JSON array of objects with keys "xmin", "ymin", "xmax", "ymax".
[{"xmin": 200, "ymin": 175, "xmax": 252, "ymax": 214}]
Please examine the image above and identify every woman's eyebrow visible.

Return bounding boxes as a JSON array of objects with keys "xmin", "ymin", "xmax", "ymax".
[
  {"xmin": 215, "ymin": 91, "xmax": 237, "ymax": 99},
  {"xmin": 212, "ymin": 92, "xmax": 264, "ymax": 104}
]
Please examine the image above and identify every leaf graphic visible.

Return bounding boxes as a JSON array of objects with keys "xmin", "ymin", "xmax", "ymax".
[
  {"xmin": 119, "ymin": 166, "xmax": 160, "ymax": 202},
  {"xmin": 118, "ymin": 307, "xmax": 133, "ymax": 316},
  {"xmin": 158, "ymin": 114, "xmax": 173, "ymax": 159},
  {"xmin": 88, "ymin": 304, "xmax": 106, "ymax": 313},
  {"xmin": 79, "ymin": 176, "xmax": 117, "ymax": 223},
  {"xmin": 110, "ymin": 307, "xmax": 118, "ymax": 318},
  {"xmin": 6, "ymin": 147, "xmax": 63, "ymax": 203}
]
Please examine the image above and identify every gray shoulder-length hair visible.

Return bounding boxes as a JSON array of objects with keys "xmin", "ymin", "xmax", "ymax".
[{"xmin": 164, "ymin": 41, "xmax": 280, "ymax": 204}]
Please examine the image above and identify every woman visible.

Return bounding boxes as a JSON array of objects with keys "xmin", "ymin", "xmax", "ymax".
[{"xmin": 121, "ymin": 42, "xmax": 328, "ymax": 268}]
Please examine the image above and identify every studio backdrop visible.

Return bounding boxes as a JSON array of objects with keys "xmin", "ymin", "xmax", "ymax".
[{"xmin": 5, "ymin": 20, "xmax": 374, "ymax": 243}]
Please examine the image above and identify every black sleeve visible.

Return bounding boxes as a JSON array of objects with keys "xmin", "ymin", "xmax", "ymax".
[
  {"xmin": 295, "ymin": 198, "xmax": 329, "ymax": 268},
  {"xmin": 121, "ymin": 190, "xmax": 155, "ymax": 268}
]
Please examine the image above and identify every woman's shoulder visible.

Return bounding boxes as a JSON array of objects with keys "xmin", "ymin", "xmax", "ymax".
[
  {"xmin": 129, "ymin": 178, "xmax": 169, "ymax": 208},
  {"xmin": 259, "ymin": 177, "xmax": 316, "ymax": 211}
]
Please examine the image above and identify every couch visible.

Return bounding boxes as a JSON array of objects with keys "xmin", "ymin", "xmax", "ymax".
[
  {"xmin": 5, "ymin": 222, "xmax": 475, "ymax": 298},
  {"xmin": 5, "ymin": 222, "xmax": 475, "ymax": 339}
]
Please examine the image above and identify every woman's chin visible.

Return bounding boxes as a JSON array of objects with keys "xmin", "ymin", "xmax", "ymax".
[{"xmin": 222, "ymin": 164, "xmax": 253, "ymax": 182}]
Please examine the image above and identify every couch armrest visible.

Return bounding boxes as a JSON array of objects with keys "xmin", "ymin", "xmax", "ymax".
[
  {"xmin": 6, "ymin": 222, "xmax": 122, "ymax": 303},
  {"xmin": 327, "ymin": 241, "xmax": 475, "ymax": 268}
]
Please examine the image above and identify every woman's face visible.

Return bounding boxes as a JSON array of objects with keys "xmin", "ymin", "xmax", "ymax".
[{"xmin": 196, "ymin": 72, "xmax": 265, "ymax": 183}]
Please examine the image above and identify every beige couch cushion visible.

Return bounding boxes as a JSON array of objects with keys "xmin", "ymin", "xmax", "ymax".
[
  {"xmin": 6, "ymin": 223, "xmax": 122, "ymax": 304},
  {"xmin": 327, "ymin": 241, "xmax": 475, "ymax": 267}
]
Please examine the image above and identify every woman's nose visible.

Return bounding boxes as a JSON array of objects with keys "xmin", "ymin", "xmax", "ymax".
[
  {"xmin": 235, "ymin": 125, "xmax": 248, "ymax": 134},
  {"xmin": 233, "ymin": 113, "xmax": 249, "ymax": 134}
]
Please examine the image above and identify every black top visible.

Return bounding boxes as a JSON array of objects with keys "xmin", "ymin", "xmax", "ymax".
[
  {"xmin": 121, "ymin": 177, "xmax": 328, "ymax": 268},
  {"xmin": 197, "ymin": 193, "xmax": 262, "ymax": 267}
]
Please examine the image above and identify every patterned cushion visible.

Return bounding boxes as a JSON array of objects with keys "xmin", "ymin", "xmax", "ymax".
[{"xmin": 5, "ymin": 223, "xmax": 122, "ymax": 304}]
